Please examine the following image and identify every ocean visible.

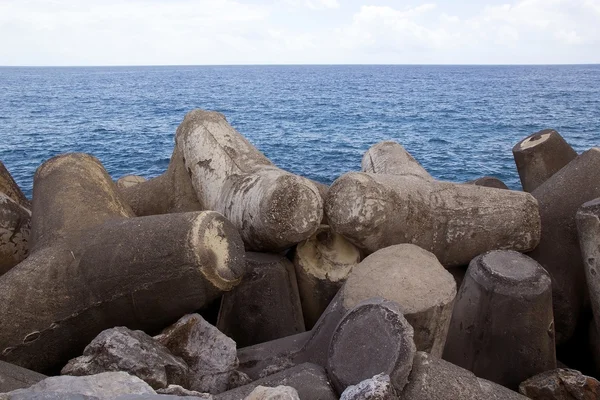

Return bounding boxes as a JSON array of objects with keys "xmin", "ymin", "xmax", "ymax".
[{"xmin": 0, "ymin": 65, "xmax": 599, "ymax": 198}]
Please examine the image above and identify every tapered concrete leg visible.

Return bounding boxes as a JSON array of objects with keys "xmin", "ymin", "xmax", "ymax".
[
  {"xmin": 0, "ymin": 194, "xmax": 30, "ymax": 276},
  {"xmin": 465, "ymin": 176, "xmax": 509, "ymax": 189},
  {"xmin": 0, "ymin": 361, "xmax": 46, "ymax": 393},
  {"xmin": 326, "ymin": 172, "xmax": 540, "ymax": 266},
  {"xmin": 0, "ymin": 161, "xmax": 30, "ymax": 209},
  {"xmin": 176, "ymin": 110, "xmax": 322, "ymax": 252},
  {"xmin": 217, "ymin": 252, "xmax": 305, "ymax": 347},
  {"xmin": 399, "ymin": 352, "xmax": 529, "ymax": 400},
  {"xmin": 237, "ymin": 244, "xmax": 455, "ymax": 378},
  {"xmin": 576, "ymin": 198, "xmax": 600, "ymax": 336},
  {"xmin": 293, "ymin": 225, "xmax": 361, "ymax": 329},
  {"xmin": 512, "ymin": 129, "xmax": 577, "ymax": 192},
  {"xmin": 0, "ymin": 153, "xmax": 246, "ymax": 373},
  {"xmin": 530, "ymin": 148, "xmax": 600, "ymax": 344},
  {"xmin": 116, "ymin": 175, "xmax": 147, "ymax": 189},
  {"xmin": 119, "ymin": 146, "xmax": 202, "ymax": 217},
  {"xmin": 327, "ymin": 298, "xmax": 416, "ymax": 394},
  {"xmin": 443, "ymin": 250, "xmax": 556, "ymax": 390},
  {"xmin": 361, "ymin": 141, "xmax": 431, "ymax": 179}
]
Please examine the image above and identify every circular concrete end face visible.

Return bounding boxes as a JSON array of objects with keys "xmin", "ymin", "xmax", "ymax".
[{"xmin": 327, "ymin": 298, "xmax": 416, "ymax": 395}]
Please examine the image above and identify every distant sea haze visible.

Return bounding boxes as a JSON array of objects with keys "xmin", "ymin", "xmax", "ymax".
[{"xmin": 1, "ymin": 65, "xmax": 599, "ymax": 197}]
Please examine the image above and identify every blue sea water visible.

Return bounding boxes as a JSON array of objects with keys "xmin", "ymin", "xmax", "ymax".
[{"xmin": 0, "ymin": 65, "xmax": 599, "ymax": 198}]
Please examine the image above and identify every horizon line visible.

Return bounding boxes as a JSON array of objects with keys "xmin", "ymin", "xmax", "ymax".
[{"xmin": 1, "ymin": 62, "xmax": 599, "ymax": 68}]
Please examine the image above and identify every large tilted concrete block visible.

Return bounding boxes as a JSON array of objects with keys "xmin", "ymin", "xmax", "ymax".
[
  {"xmin": 327, "ymin": 298, "xmax": 415, "ymax": 394},
  {"xmin": 119, "ymin": 146, "xmax": 202, "ymax": 217},
  {"xmin": 443, "ymin": 250, "xmax": 556, "ymax": 390},
  {"xmin": 0, "ymin": 194, "xmax": 30, "ymax": 276},
  {"xmin": 0, "ymin": 361, "xmax": 46, "ymax": 393},
  {"xmin": 576, "ymin": 198, "xmax": 600, "ymax": 338},
  {"xmin": 215, "ymin": 363, "xmax": 337, "ymax": 400},
  {"xmin": 0, "ymin": 153, "xmax": 246, "ymax": 373},
  {"xmin": 176, "ymin": 110, "xmax": 323, "ymax": 252},
  {"xmin": 237, "ymin": 244, "xmax": 455, "ymax": 379},
  {"xmin": 217, "ymin": 252, "xmax": 305, "ymax": 347},
  {"xmin": 464, "ymin": 176, "xmax": 509, "ymax": 190},
  {"xmin": 529, "ymin": 148, "xmax": 600, "ymax": 344},
  {"xmin": 326, "ymin": 171, "xmax": 540, "ymax": 266},
  {"xmin": 116, "ymin": 175, "xmax": 147, "ymax": 189},
  {"xmin": 512, "ymin": 129, "xmax": 577, "ymax": 192},
  {"xmin": 361, "ymin": 141, "xmax": 432, "ymax": 179},
  {"xmin": 399, "ymin": 352, "xmax": 528, "ymax": 400},
  {"xmin": 292, "ymin": 225, "xmax": 361, "ymax": 329}
]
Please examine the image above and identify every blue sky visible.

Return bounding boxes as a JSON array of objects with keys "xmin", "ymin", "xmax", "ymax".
[{"xmin": 1, "ymin": 0, "xmax": 599, "ymax": 65}]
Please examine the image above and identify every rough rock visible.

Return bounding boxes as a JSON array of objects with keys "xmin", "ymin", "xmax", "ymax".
[
  {"xmin": 518, "ymin": 368, "xmax": 600, "ymax": 400},
  {"xmin": 244, "ymin": 386, "xmax": 299, "ymax": 400},
  {"xmin": 0, "ymin": 361, "xmax": 46, "ymax": 393},
  {"xmin": 61, "ymin": 327, "xmax": 189, "ymax": 390},
  {"xmin": 156, "ymin": 385, "xmax": 213, "ymax": 398},
  {"xmin": 0, "ymin": 372, "xmax": 155, "ymax": 399},
  {"xmin": 340, "ymin": 374, "xmax": 397, "ymax": 400},
  {"xmin": 154, "ymin": 314, "xmax": 239, "ymax": 394}
]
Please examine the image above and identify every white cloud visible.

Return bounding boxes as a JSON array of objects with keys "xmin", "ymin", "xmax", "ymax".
[{"xmin": 284, "ymin": 0, "xmax": 340, "ymax": 10}]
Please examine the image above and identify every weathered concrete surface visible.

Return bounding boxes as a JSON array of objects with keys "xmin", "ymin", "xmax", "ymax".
[
  {"xmin": 327, "ymin": 298, "xmax": 415, "ymax": 394},
  {"xmin": 0, "ymin": 193, "xmax": 30, "ymax": 276},
  {"xmin": 576, "ymin": 198, "xmax": 600, "ymax": 339},
  {"xmin": 176, "ymin": 109, "xmax": 323, "ymax": 252},
  {"xmin": 61, "ymin": 327, "xmax": 189, "ymax": 390},
  {"xmin": 361, "ymin": 141, "xmax": 431, "ymax": 179},
  {"xmin": 0, "ymin": 161, "xmax": 30, "ymax": 209},
  {"xmin": 0, "ymin": 154, "xmax": 246, "ymax": 373},
  {"xmin": 399, "ymin": 352, "xmax": 528, "ymax": 400},
  {"xmin": 244, "ymin": 386, "xmax": 299, "ymax": 400},
  {"xmin": 119, "ymin": 147, "xmax": 202, "ymax": 217},
  {"xmin": 513, "ymin": 129, "xmax": 577, "ymax": 192},
  {"xmin": 340, "ymin": 374, "xmax": 397, "ymax": 400},
  {"xmin": 343, "ymin": 244, "xmax": 455, "ymax": 357},
  {"xmin": 215, "ymin": 364, "xmax": 337, "ymax": 400},
  {"xmin": 218, "ymin": 252, "xmax": 305, "ymax": 347},
  {"xmin": 529, "ymin": 148, "xmax": 600, "ymax": 344},
  {"xmin": 444, "ymin": 250, "xmax": 555, "ymax": 390},
  {"xmin": 116, "ymin": 175, "xmax": 147, "ymax": 189},
  {"xmin": 293, "ymin": 225, "xmax": 361, "ymax": 329},
  {"xmin": 155, "ymin": 314, "xmax": 248, "ymax": 394},
  {"xmin": 0, "ymin": 361, "xmax": 45, "ymax": 393},
  {"xmin": 326, "ymin": 171, "xmax": 540, "ymax": 266},
  {"xmin": 465, "ymin": 176, "xmax": 509, "ymax": 190},
  {"xmin": 237, "ymin": 244, "xmax": 455, "ymax": 379},
  {"xmin": 519, "ymin": 368, "xmax": 600, "ymax": 399},
  {"xmin": 0, "ymin": 372, "xmax": 155, "ymax": 399}
]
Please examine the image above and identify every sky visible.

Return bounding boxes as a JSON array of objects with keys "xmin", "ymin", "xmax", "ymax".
[{"xmin": 0, "ymin": 0, "xmax": 599, "ymax": 65}]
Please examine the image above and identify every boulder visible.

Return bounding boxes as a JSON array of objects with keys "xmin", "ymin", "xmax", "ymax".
[
  {"xmin": 340, "ymin": 374, "xmax": 397, "ymax": 400},
  {"xmin": 156, "ymin": 385, "xmax": 213, "ymax": 398},
  {"xmin": 0, "ymin": 193, "xmax": 30, "ymax": 276},
  {"xmin": 0, "ymin": 361, "xmax": 46, "ymax": 393},
  {"xmin": 244, "ymin": 386, "xmax": 299, "ymax": 400},
  {"xmin": 518, "ymin": 368, "xmax": 600, "ymax": 399},
  {"xmin": 62, "ymin": 327, "xmax": 189, "ymax": 389}
]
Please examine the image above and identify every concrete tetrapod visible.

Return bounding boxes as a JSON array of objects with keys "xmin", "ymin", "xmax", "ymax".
[
  {"xmin": 512, "ymin": 129, "xmax": 577, "ymax": 192},
  {"xmin": 0, "ymin": 193, "xmax": 30, "ymax": 276},
  {"xmin": 0, "ymin": 153, "xmax": 246, "ymax": 373},
  {"xmin": 116, "ymin": 175, "xmax": 147, "ymax": 189},
  {"xmin": 529, "ymin": 148, "xmax": 600, "ymax": 344},
  {"xmin": 119, "ymin": 146, "xmax": 202, "ymax": 217},
  {"xmin": 326, "ymin": 298, "xmax": 416, "ymax": 395},
  {"xmin": 326, "ymin": 171, "xmax": 540, "ymax": 266},
  {"xmin": 292, "ymin": 225, "xmax": 361, "ymax": 329},
  {"xmin": 217, "ymin": 252, "xmax": 305, "ymax": 347},
  {"xmin": 175, "ymin": 110, "xmax": 323, "ymax": 252},
  {"xmin": 576, "ymin": 198, "xmax": 600, "ymax": 336},
  {"xmin": 237, "ymin": 244, "xmax": 455, "ymax": 378},
  {"xmin": 399, "ymin": 352, "xmax": 528, "ymax": 400},
  {"xmin": 443, "ymin": 250, "xmax": 556, "ymax": 390}
]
